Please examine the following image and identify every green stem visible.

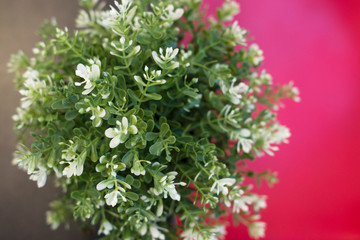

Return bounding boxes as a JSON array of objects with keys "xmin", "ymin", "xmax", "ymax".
[
  {"xmin": 64, "ymin": 40, "xmax": 87, "ymax": 62},
  {"xmin": 137, "ymin": 80, "xmax": 150, "ymax": 108}
]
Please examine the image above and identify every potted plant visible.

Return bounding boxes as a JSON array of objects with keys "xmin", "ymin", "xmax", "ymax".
[{"xmin": 9, "ymin": 0, "xmax": 299, "ymax": 239}]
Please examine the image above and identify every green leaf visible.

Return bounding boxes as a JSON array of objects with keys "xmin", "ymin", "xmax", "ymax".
[
  {"xmin": 125, "ymin": 174, "xmax": 134, "ymax": 185},
  {"xmin": 71, "ymin": 191, "xmax": 83, "ymax": 202},
  {"xmin": 126, "ymin": 192, "xmax": 139, "ymax": 201},
  {"xmin": 51, "ymin": 100, "xmax": 72, "ymax": 110},
  {"xmin": 160, "ymin": 123, "xmax": 170, "ymax": 136},
  {"xmin": 65, "ymin": 110, "xmax": 78, "ymax": 120},
  {"xmin": 144, "ymin": 92, "xmax": 162, "ymax": 101},
  {"xmin": 91, "ymin": 211, "xmax": 101, "ymax": 225},
  {"xmin": 146, "ymin": 120, "xmax": 155, "ymax": 132},
  {"xmin": 127, "ymin": 89, "xmax": 140, "ymax": 102},
  {"xmin": 149, "ymin": 141, "xmax": 163, "ymax": 156},
  {"xmin": 122, "ymin": 151, "xmax": 134, "ymax": 167},
  {"xmin": 145, "ymin": 132, "xmax": 158, "ymax": 141},
  {"xmin": 166, "ymin": 136, "xmax": 176, "ymax": 144},
  {"xmin": 182, "ymin": 88, "xmax": 199, "ymax": 98},
  {"xmin": 132, "ymin": 179, "xmax": 141, "ymax": 189}
]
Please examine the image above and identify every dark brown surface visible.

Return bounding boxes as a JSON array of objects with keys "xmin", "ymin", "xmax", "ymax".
[{"xmin": 0, "ymin": 1, "xmax": 101, "ymax": 239}]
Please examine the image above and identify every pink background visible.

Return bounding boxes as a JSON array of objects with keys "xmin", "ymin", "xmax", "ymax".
[
  {"xmin": 0, "ymin": 0, "xmax": 359, "ymax": 239},
  {"xmin": 205, "ymin": 0, "xmax": 360, "ymax": 239}
]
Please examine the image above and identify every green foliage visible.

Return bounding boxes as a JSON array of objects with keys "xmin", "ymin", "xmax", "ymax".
[{"xmin": 10, "ymin": 0, "xmax": 299, "ymax": 239}]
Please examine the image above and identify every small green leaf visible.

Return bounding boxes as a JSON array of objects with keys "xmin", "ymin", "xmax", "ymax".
[
  {"xmin": 51, "ymin": 100, "xmax": 72, "ymax": 110},
  {"xmin": 71, "ymin": 191, "xmax": 83, "ymax": 202},
  {"xmin": 125, "ymin": 174, "xmax": 134, "ymax": 185},
  {"xmin": 160, "ymin": 123, "xmax": 170, "ymax": 136},
  {"xmin": 145, "ymin": 132, "xmax": 158, "ymax": 141},
  {"xmin": 126, "ymin": 192, "xmax": 139, "ymax": 201},
  {"xmin": 149, "ymin": 141, "xmax": 163, "ymax": 156},
  {"xmin": 166, "ymin": 136, "xmax": 176, "ymax": 144},
  {"xmin": 65, "ymin": 110, "xmax": 78, "ymax": 120},
  {"xmin": 127, "ymin": 89, "xmax": 140, "ymax": 102},
  {"xmin": 144, "ymin": 92, "xmax": 162, "ymax": 100},
  {"xmin": 132, "ymin": 179, "xmax": 141, "ymax": 189},
  {"xmin": 122, "ymin": 151, "xmax": 134, "ymax": 167}
]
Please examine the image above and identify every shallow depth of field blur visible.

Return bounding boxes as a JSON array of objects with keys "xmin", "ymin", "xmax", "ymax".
[{"xmin": 0, "ymin": 0, "xmax": 359, "ymax": 239}]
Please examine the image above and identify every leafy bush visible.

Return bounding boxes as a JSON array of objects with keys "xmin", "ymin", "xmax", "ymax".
[{"xmin": 9, "ymin": 0, "xmax": 299, "ymax": 239}]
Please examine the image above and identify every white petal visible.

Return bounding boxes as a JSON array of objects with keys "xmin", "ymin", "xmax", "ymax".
[
  {"xmin": 128, "ymin": 125, "xmax": 138, "ymax": 134},
  {"xmin": 105, "ymin": 128, "xmax": 117, "ymax": 138},
  {"xmin": 173, "ymin": 9, "xmax": 184, "ymax": 20},
  {"xmin": 82, "ymin": 86, "xmax": 95, "ymax": 95},
  {"xmin": 75, "ymin": 64, "xmax": 88, "ymax": 79},
  {"xmin": 99, "ymin": 108, "xmax": 106, "ymax": 118},
  {"xmin": 169, "ymin": 48, "xmax": 179, "ymax": 59},
  {"xmin": 122, "ymin": 117, "xmax": 128, "ymax": 129},
  {"xmin": 37, "ymin": 172, "xmax": 47, "ymax": 188},
  {"xmin": 152, "ymin": 51, "xmax": 164, "ymax": 65},
  {"xmin": 110, "ymin": 135, "xmax": 121, "ymax": 148},
  {"xmin": 96, "ymin": 181, "xmax": 108, "ymax": 191},
  {"xmin": 90, "ymin": 64, "xmax": 100, "ymax": 80}
]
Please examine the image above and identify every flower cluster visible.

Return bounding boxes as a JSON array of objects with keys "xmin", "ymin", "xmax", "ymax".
[{"xmin": 10, "ymin": 0, "xmax": 299, "ymax": 239}]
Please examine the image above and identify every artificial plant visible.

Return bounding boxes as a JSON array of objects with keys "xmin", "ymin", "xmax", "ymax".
[{"xmin": 9, "ymin": 0, "xmax": 299, "ymax": 239}]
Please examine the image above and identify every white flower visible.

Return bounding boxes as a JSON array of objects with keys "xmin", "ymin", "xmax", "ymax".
[
  {"xmin": 62, "ymin": 160, "xmax": 78, "ymax": 178},
  {"xmin": 111, "ymin": 36, "xmax": 133, "ymax": 51},
  {"xmin": 134, "ymin": 65, "xmax": 166, "ymax": 86},
  {"xmin": 104, "ymin": 190, "xmax": 126, "ymax": 207},
  {"xmin": 237, "ymin": 138, "xmax": 253, "ymax": 153},
  {"xmin": 258, "ymin": 70, "xmax": 272, "ymax": 85},
  {"xmin": 181, "ymin": 224, "xmax": 222, "ymax": 240},
  {"xmin": 180, "ymin": 49, "xmax": 192, "ymax": 67},
  {"xmin": 85, "ymin": 106, "xmax": 106, "ymax": 127},
  {"xmin": 61, "ymin": 140, "xmax": 78, "ymax": 161},
  {"xmin": 19, "ymin": 69, "xmax": 47, "ymax": 108},
  {"xmin": 181, "ymin": 228, "xmax": 204, "ymax": 240},
  {"xmin": 29, "ymin": 166, "xmax": 47, "ymax": 188},
  {"xmin": 164, "ymin": 183, "xmax": 181, "ymax": 201},
  {"xmin": 210, "ymin": 178, "xmax": 236, "ymax": 195},
  {"xmin": 76, "ymin": 9, "xmax": 91, "ymax": 28},
  {"xmin": 225, "ymin": 21, "xmax": 247, "ymax": 46},
  {"xmin": 92, "ymin": 106, "xmax": 106, "ymax": 118},
  {"xmin": 75, "ymin": 62, "xmax": 100, "ymax": 95},
  {"xmin": 232, "ymin": 195, "xmax": 254, "ymax": 214},
  {"xmin": 46, "ymin": 211, "xmax": 60, "ymax": 230},
  {"xmin": 248, "ymin": 222, "xmax": 266, "ymax": 239},
  {"xmin": 105, "ymin": 116, "xmax": 138, "ymax": 148},
  {"xmin": 152, "ymin": 171, "xmax": 185, "ymax": 201},
  {"xmin": 229, "ymin": 78, "xmax": 249, "ymax": 104},
  {"xmin": 96, "ymin": 155, "xmax": 126, "ymax": 177},
  {"xmin": 60, "ymin": 144, "xmax": 86, "ymax": 178},
  {"xmin": 99, "ymin": 0, "xmax": 136, "ymax": 28},
  {"xmin": 149, "ymin": 224, "xmax": 165, "ymax": 240},
  {"xmin": 98, "ymin": 220, "xmax": 113, "ymax": 236},
  {"xmin": 248, "ymin": 44, "xmax": 264, "ymax": 66},
  {"xmin": 131, "ymin": 160, "xmax": 146, "ymax": 176},
  {"xmin": 219, "ymin": 0, "xmax": 240, "ymax": 21},
  {"xmin": 271, "ymin": 124, "xmax": 291, "ymax": 144},
  {"xmin": 152, "ymin": 47, "xmax": 179, "ymax": 69},
  {"xmin": 255, "ymin": 124, "xmax": 291, "ymax": 156},
  {"xmin": 110, "ymin": 37, "xmax": 141, "ymax": 58},
  {"xmin": 161, "ymin": 4, "xmax": 184, "ymax": 23},
  {"xmin": 12, "ymin": 107, "xmax": 30, "ymax": 129},
  {"xmin": 253, "ymin": 195, "xmax": 267, "ymax": 212},
  {"xmin": 211, "ymin": 225, "xmax": 227, "ymax": 238}
]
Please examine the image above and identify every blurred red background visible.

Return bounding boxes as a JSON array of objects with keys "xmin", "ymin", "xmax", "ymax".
[
  {"xmin": 204, "ymin": 0, "xmax": 360, "ymax": 239},
  {"xmin": 1, "ymin": 0, "xmax": 359, "ymax": 239}
]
